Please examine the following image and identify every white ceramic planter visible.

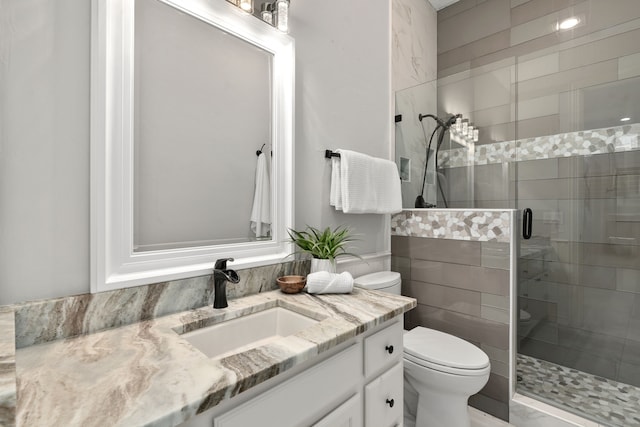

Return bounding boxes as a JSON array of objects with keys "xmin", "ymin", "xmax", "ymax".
[{"xmin": 310, "ymin": 258, "xmax": 336, "ymax": 273}]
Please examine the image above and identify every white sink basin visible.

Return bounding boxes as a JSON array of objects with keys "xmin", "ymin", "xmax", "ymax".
[{"xmin": 181, "ymin": 307, "xmax": 319, "ymax": 359}]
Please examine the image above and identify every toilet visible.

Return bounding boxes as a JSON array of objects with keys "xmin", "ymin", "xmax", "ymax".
[{"xmin": 354, "ymin": 271, "xmax": 491, "ymax": 427}]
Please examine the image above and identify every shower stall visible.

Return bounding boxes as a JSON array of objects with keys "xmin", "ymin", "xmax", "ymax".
[{"xmin": 395, "ymin": 1, "xmax": 640, "ymax": 425}]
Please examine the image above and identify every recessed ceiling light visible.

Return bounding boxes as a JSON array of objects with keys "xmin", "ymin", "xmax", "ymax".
[
  {"xmin": 557, "ymin": 17, "xmax": 579, "ymax": 30},
  {"xmin": 621, "ymin": 117, "xmax": 631, "ymax": 122}
]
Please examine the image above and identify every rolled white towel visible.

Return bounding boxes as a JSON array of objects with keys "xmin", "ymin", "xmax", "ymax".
[{"xmin": 306, "ymin": 271, "xmax": 354, "ymax": 294}]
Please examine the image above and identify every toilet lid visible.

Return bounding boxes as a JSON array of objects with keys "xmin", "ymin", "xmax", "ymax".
[
  {"xmin": 403, "ymin": 327, "xmax": 490, "ymax": 370},
  {"xmin": 354, "ymin": 271, "xmax": 401, "ymax": 290}
]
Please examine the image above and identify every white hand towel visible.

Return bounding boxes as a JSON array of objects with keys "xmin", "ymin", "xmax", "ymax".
[
  {"xmin": 335, "ymin": 149, "xmax": 402, "ymax": 214},
  {"xmin": 250, "ymin": 152, "xmax": 271, "ymax": 238},
  {"xmin": 306, "ymin": 271, "xmax": 354, "ymax": 294}
]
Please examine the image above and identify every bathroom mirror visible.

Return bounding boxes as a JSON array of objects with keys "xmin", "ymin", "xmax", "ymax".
[{"xmin": 91, "ymin": 0, "xmax": 294, "ymax": 292}]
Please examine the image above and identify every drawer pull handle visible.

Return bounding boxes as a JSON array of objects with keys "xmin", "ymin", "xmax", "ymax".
[
  {"xmin": 385, "ymin": 345, "xmax": 394, "ymax": 354},
  {"xmin": 386, "ymin": 398, "xmax": 395, "ymax": 408}
]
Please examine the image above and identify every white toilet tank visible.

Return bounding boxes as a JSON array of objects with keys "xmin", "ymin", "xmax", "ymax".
[{"xmin": 353, "ymin": 271, "xmax": 401, "ymax": 295}]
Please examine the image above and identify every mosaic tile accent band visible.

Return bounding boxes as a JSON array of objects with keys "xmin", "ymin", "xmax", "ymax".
[
  {"xmin": 391, "ymin": 209, "xmax": 512, "ymax": 242},
  {"xmin": 517, "ymin": 354, "xmax": 640, "ymax": 427},
  {"xmin": 440, "ymin": 124, "xmax": 640, "ymax": 168}
]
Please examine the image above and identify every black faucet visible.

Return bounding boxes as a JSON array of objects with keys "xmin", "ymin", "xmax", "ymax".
[{"xmin": 213, "ymin": 258, "xmax": 240, "ymax": 309}]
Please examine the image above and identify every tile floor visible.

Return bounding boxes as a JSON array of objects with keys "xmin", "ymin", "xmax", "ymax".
[
  {"xmin": 470, "ymin": 406, "xmax": 514, "ymax": 426},
  {"xmin": 403, "ymin": 407, "xmax": 513, "ymax": 427}
]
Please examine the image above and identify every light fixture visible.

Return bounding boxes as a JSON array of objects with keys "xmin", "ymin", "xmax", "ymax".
[
  {"xmin": 239, "ymin": 0, "xmax": 253, "ymax": 13},
  {"xmin": 274, "ymin": 0, "xmax": 290, "ymax": 33},
  {"xmin": 557, "ymin": 17, "xmax": 579, "ymax": 30},
  {"xmin": 227, "ymin": 0, "xmax": 292, "ymax": 33},
  {"xmin": 621, "ymin": 117, "xmax": 631, "ymax": 122},
  {"xmin": 260, "ymin": 2, "xmax": 273, "ymax": 25}
]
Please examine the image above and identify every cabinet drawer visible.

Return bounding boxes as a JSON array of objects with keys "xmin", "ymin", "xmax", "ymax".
[
  {"xmin": 215, "ymin": 344, "xmax": 362, "ymax": 427},
  {"xmin": 364, "ymin": 362, "xmax": 403, "ymax": 427},
  {"xmin": 364, "ymin": 320, "xmax": 402, "ymax": 377}
]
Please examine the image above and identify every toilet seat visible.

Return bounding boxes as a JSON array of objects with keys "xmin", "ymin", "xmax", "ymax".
[{"xmin": 403, "ymin": 327, "xmax": 490, "ymax": 376}]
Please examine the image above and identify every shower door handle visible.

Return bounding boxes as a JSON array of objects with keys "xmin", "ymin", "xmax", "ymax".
[{"xmin": 523, "ymin": 208, "xmax": 532, "ymax": 240}]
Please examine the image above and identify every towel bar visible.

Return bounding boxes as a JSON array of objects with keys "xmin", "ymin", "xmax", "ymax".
[{"xmin": 325, "ymin": 149, "xmax": 341, "ymax": 159}]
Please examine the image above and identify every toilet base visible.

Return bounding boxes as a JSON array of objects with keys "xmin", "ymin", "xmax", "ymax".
[
  {"xmin": 415, "ymin": 388, "xmax": 471, "ymax": 427},
  {"xmin": 403, "ymin": 357, "xmax": 489, "ymax": 427}
]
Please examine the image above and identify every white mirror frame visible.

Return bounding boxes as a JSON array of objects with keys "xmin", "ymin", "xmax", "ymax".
[{"xmin": 90, "ymin": 0, "xmax": 294, "ymax": 292}]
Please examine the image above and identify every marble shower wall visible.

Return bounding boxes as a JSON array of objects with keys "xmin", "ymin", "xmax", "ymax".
[
  {"xmin": 396, "ymin": 82, "xmax": 439, "ymax": 207},
  {"xmin": 392, "ymin": 0, "xmax": 439, "ymax": 207},
  {"xmin": 392, "ymin": 0, "xmax": 437, "ymax": 93},
  {"xmin": 391, "ymin": 209, "xmax": 515, "ymax": 421}
]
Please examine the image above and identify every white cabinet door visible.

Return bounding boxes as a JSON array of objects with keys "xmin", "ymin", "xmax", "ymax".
[
  {"xmin": 364, "ymin": 362, "xmax": 403, "ymax": 427},
  {"xmin": 312, "ymin": 394, "xmax": 363, "ymax": 427}
]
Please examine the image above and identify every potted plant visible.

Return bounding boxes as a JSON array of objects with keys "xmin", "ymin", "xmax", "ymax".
[{"xmin": 287, "ymin": 225, "xmax": 361, "ymax": 273}]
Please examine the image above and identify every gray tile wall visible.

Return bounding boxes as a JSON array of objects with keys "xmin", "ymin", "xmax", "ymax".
[
  {"xmin": 391, "ymin": 235, "xmax": 511, "ymax": 420},
  {"xmin": 437, "ymin": 0, "xmax": 640, "ymax": 147},
  {"xmin": 436, "ymin": 0, "xmax": 640, "ymax": 391},
  {"xmin": 515, "ymin": 150, "xmax": 640, "ymax": 381}
]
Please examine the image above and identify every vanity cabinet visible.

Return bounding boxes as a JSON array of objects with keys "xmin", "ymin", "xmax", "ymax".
[
  {"xmin": 363, "ymin": 321, "xmax": 404, "ymax": 427},
  {"xmin": 180, "ymin": 317, "xmax": 404, "ymax": 427}
]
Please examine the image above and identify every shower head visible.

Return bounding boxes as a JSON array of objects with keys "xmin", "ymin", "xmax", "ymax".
[
  {"xmin": 418, "ymin": 113, "xmax": 461, "ymax": 129},
  {"xmin": 415, "ymin": 113, "xmax": 460, "ymax": 209}
]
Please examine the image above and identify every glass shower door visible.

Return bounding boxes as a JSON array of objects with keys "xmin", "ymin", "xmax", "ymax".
[{"xmin": 514, "ymin": 13, "xmax": 640, "ymax": 423}]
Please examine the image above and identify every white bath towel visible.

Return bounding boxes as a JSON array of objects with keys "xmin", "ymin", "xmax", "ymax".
[
  {"xmin": 250, "ymin": 152, "xmax": 271, "ymax": 238},
  {"xmin": 306, "ymin": 271, "xmax": 354, "ymax": 294},
  {"xmin": 331, "ymin": 149, "xmax": 402, "ymax": 214}
]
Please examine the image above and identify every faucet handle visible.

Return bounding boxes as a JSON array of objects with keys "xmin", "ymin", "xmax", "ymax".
[{"xmin": 214, "ymin": 258, "xmax": 234, "ymax": 269}]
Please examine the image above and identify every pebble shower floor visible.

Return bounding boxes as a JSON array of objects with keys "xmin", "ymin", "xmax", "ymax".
[{"xmin": 517, "ymin": 354, "xmax": 640, "ymax": 426}]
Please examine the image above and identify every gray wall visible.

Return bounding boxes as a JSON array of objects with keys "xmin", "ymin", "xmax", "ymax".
[
  {"xmin": 0, "ymin": 0, "xmax": 392, "ymax": 305},
  {"xmin": 292, "ymin": 0, "xmax": 392, "ymax": 256},
  {"xmin": 435, "ymin": 0, "xmax": 640, "ymax": 387},
  {"xmin": 392, "ymin": 235, "xmax": 511, "ymax": 420}
]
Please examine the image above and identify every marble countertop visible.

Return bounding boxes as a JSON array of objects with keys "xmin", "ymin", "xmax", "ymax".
[{"xmin": 13, "ymin": 288, "xmax": 415, "ymax": 426}]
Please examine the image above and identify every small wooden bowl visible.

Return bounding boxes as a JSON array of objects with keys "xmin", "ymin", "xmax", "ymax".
[{"xmin": 276, "ymin": 275, "xmax": 307, "ymax": 294}]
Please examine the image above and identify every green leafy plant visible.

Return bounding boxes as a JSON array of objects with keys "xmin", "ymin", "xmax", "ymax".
[{"xmin": 287, "ymin": 225, "xmax": 361, "ymax": 261}]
